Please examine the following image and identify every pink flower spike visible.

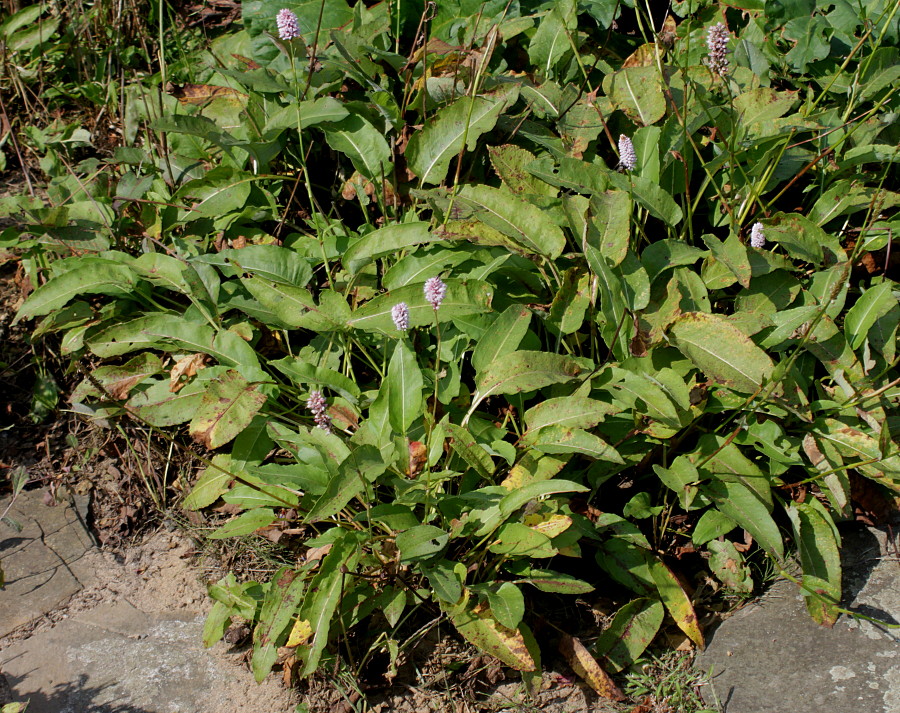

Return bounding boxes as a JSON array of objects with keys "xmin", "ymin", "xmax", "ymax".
[
  {"xmin": 424, "ymin": 276, "xmax": 447, "ymax": 310},
  {"xmin": 618, "ymin": 134, "xmax": 636, "ymax": 171},
  {"xmin": 306, "ymin": 389, "xmax": 332, "ymax": 433},
  {"xmin": 276, "ymin": 9, "xmax": 301, "ymax": 41},
  {"xmin": 750, "ymin": 222, "xmax": 765, "ymax": 249},
  {"xmin": 706, "ymin": 23, "xmax": 730, "ymax": 76},
  {"xmin": 391, "ymin": 302, "xmax": 409, "ymax": 331}
]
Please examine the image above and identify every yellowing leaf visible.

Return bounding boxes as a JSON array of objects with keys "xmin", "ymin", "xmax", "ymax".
[
  {"xmin": 286, "ymin": 618, "xmax": 313, "ymax": 647},
  {"xmin": 558, "ymin": 633, "xmax": 624, "ymax": 700}
]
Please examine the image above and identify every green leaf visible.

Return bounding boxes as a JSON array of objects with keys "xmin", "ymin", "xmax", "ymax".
[
  {"xmin": 193, "ymin": 245, "xmax": 312, "ymax": 287},
  {"xmin": 707, "ymin": 539, "xmax": 753, "ymax": 593},
  {"xmin": 343, "ymin": 222, "xmax": 435, "ymax": 275},
  {"xmin": 701, "ymin": 233, "xmax": 751, "ymax": 288},
  {"xmin": 470, "ymin": 304, "xmax": 531, "ymax": 374},
  {"xmin": 189, "ymin": 370, "xmax": 268, "ymax": 449},
  {"xmin": 786, "ymin": 499, "xmax": 842, "ymax": 625},
  {"xmin": 386, "ymin": 340, "xmax": 424, "ymax": 435},
  {"xmin": 762, "ymin": 213, "xmax": 827, "ymax": 264},
  {"xmin": 208, "ymin": 508, "xmax": 277, "ymax": 539},
  {"xmin": 844, "ymin": 281, "xmax": 897, "ymax": 351},
  {"xmin": 305, "ymin": 445, "xmax": 385, "ymax": 522},
  {"xmin": 406, "ymin": 90, "xmax": 518, "ymax": 185},
  {"xmin": 527, "ymin": 0, "xmax": 577, "ymax": 76},
  {"xmin": 15, "ymin": 259, "xmax": 136, "ymax": 322},
  {"xmin": 422, "ymin": 560, "xmax": 463, "ymax": 604},
  {"xmin": 72, "ymin": 352, "xmax": 163, "ymax": 402},
  {"xmin": 593, "ymin": 598, "xmax": 664, "ymax": 673},
  {"xmin": 524, "ymin": 396, "xmax": 617, "ymax": 433},
  {"xmin": 702, "ymin": 480, "xmax": 784, "ymax": 559},
  {"xmin": 203, "ymin": 600, "xmax": 231, "ymax": 648},
  {"xmin": 587, "ymin": 190, "xmax": 631, "ymax": 266},
  {"xmin": 813, "ymin": 419, "xmax": 900, "ymax": 489},
  {"xmin": 453, "ymin": 184, "xmax": 567, "ymax": 258},
  {"xmin": 668, "ymin": 312, "xmax": 776, "ymax": 394},
  {"xmin": 475, "ymin": 350, "xmax": 582, "ymax": 401},
  {"xmin": 498, "ymin": 479, "xmax": 589, "ymax": 519},
  {"xmin": 242, "ymin": 279, "xmax": 350, "ymax": 332},
  {"xmin": 602, "ymin": 66, "xmax": 665, "ymax": 126},
  {"xmin": 692, "ymin": 509, "xmax": 737, "ymax": 545},
  {"xmin": 270, "ymin": 358, "xmax": 361, "ymax": 404},
  {"xmin": 444, "ymin": 421, "xmax": 495, "ymax": 479},
  {"xmin": 294, "ymin": 531, "xmax": 362, "ymax": 678},
  {"xmin": 489, "ymin": 523, "xmax": 557, "ymax": 558},
  {"xmin": 487, "ymin": 144, "xmax": 558, "ymax": 197},
  {"xmin": 396, "ymin": 525, "xmax": 449, "ymax": 563},
  {"xmin": 606, "ymin": 172, "xmax": 683, "ymax": 227},
  {"xmin": 251, "ymin": 567, "xmax": 308, "ymax": 682},
  {"xmin": 529, "ymin": 427, "xmax": 625, "ymax": 463},
  {"xmin": 321, "ymin": 113, "xmax": 390, "ymax": 180},
  {"xmin": 183, "ymin": 454, "xmax": 236, "ymax": 510},
  {"xmin": 509, "ymin": 567, "xmax": 594, "ymax": 594},
  {"xmin": 485, "ymin": 582, "xmax": 525, "ymax": 629},
  {"xmin": 348, "ymin": 279, "xmax": 493, "ymax": 333},
  {"xmin": 262, "ymin": 96, "xmax": 349, "ymax": 135}
]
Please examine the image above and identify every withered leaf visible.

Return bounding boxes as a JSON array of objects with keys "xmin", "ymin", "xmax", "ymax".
[{"xmin": 558, "ymin": 633, "xmax": 625, "ymax": 701}]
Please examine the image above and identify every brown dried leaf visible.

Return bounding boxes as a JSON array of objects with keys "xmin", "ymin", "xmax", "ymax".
[
  {"xmin": 169, "ymin": 353, "xmax": 207, "ymax": 393},
  {"xmin": 408, "ymin": 440, "xmax": 427, "ymax": 477},
  {"xmin": 558, "ymin": 634, "xmax": 624, "ymax": 701},
  {"xmin": 167, "ymin": 83, "xmax": 247, "ymax": 105}
]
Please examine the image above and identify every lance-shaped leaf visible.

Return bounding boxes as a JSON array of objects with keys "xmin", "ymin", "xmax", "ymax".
[
  {"xmin": 470, "ymin": 304, "xmax": 532, "ymax": 374},
  {"xmin": 559, "ymin": 633, "xmax": 625, "ymax": 700},
  {"xmin": 183, "ymin": 453, "xmax": 236, "ymax": 511},
  {"xmin": 189, "ymin": 370, "xmax": 268, "ymax": 449},
  {"xmin": 251, "ymin": 567, "xmax": 308, "ymax": 682},
  {"xmin": 702, "ymin": 480, "xmax": 784, "ymax": 559},
  {"xmin": 593, "ymin": 598, "xmax": 664, "ymax": 673},
  {"xmin": 785, "ymin": 499, "xmax": 842, "ymax": 626},
  {"xmin": 16, "ymin": 259, "xmax": 136, "ymax": 322},
  {"xmin": 304, "ymin": 445, "xmax": 385, "ymax": 522},
  {"xmin": 475, "ymin": 350, "xmax": 582, "ymax": 401},
  {"xmin": 444, "ymin": 593, "xmax": 537, "ymax": 671},
  {"xmin": 386, "ymin": 340, "xmax": 424, "ymax": 435},
  {"xmin": 453, "ymin": 184, "xmax": 567, "ymax": 258},
  {"xmin": 844, "ymin": 280, "xmax": 897, "ymax": 351},
  {"xmin": 444, "ymin": 421, "xmax": 495, "ymax": 479},
  {"xmin": 348, "ymin": 279, "xmax": 493, "ymax": 333},
  {"xmin": 343, "ymin": 222, "xmax": 436, "ymax": 275},
  {"xmin": 193, "ymin": 244, "xmax": 312, "ymax": 287},
  {"xmin": 294, "ymin": 531, "xmax": 363, "ymax": 677},
  {"xmin": 321, "ymin": 113, "xmax": 390, "ymax": 180},
  {"xmin": 524, "ymin": 396, "xmax": 618, "ymax": 433},
  {"xmin": 649, "ymin": 558, "xmax": 704, "ymax": 648},
  {"xmin": 407, "ymin": 90, "xmax": 517, "ymax": 185},
  {"xmin": 208, "ymin": 508, "xmax": 276, "ymax": 539},
  {"xmin": 668, "ymin": 312, "xmax": 776, "ymax": 394}
]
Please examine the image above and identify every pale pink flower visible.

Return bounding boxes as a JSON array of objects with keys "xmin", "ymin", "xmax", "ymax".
[{"xmin": 424, "ymin": 277, "xmax": 447, "ymax": 310}]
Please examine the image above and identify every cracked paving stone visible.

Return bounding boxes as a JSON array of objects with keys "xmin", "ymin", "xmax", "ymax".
[
  {"xmin": 1, "ymin": 488, "xmax": 98, "ymax": 637},
  {"xmin": 696, "ymin": 524, "xmax": 900, "ymax": 713}
]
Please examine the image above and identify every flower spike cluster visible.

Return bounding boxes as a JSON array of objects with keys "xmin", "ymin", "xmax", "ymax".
[
  {"xmin": 276, "ymin": 9, "xmax": 301, "ymax": 41},
  {"xmin": 618, "ymin": 134, "xmax": 636, "ymax": 171},
  {"xmin": 306, "ymin": 390, "xmax": 332, "ymax": 433},
  {"xmin": 424, "ymin": 276, "xmax": 447, "ymax": 310},
  {"xmin": 706, "ymin": 23, "xmax": 730, "ymax": 76},
  {"xmin": 391, "ymin": 302, "xmax": 409, "ymax": 331},
  {"xmin": 749, "ymin": 222, "xmax": 766, "ymax": 249}
]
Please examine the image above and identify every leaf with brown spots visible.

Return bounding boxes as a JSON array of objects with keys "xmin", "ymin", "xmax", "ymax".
[
  {"xmin": 169, "ymin": 353, "xmax": 207, "ymax": 392},
  {"xmin": 558, "ymin": 633, "xmax": 624, "ymax": 700},
  {"xmin": 189, "ymin": 370, "xmax": 267, "ymax": 449}
]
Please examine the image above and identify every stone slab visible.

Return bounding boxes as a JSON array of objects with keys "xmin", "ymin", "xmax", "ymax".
[
  {"xmin": 1, "ymin": 602, "xmax": 244, "ymax": 713},
  {"xmin": 1, "ymin": 489, "xmax": 98, "ymax": 637},
  {"xmin": 697, "ymin": 525, "xmax": 900, "ymax": 713}
]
